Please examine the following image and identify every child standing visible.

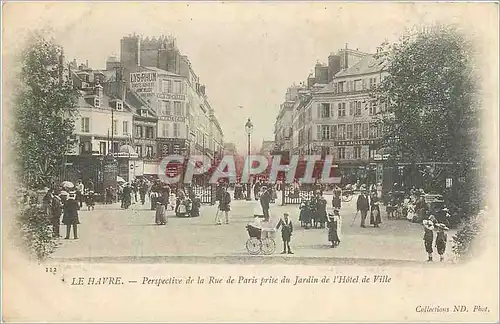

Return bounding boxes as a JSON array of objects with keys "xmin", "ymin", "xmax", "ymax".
[
  {"xmin": 276, "ymin": 212, "xmax": 293, "ymax": 254},
  {"xmin": 422, "ymin": 218, "xmax": 435, "ymax": 261},
  {"xmin": 435, "ymin": 223, "xmax": 449, "ymax": 262}
]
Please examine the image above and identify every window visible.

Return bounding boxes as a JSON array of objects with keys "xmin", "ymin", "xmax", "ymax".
[
  {"xmin": 82, "ymin": 141, "xmax": 92, "ymax": 154},
  {"xmin": 135, "ymin": 145, "xmax": 143, "ymax": 158},
  {"xmin": 174, "ymin": 81, "xmax": 182, "ymax": 93},
  {"xmin": 321, "ymin": 125, "xmax": 330, "ymax": 140},
  {"xmin": 146, "ymin": 126, "xmax": 154, "ymax": 139},
  {"xmin": 112, "ymin": 142, "xmax": 119, "ymax": 154},
  {"xmin": 162, "ymin": 123, "xmax": 169, "ymax": 138},
  {"xmin": 321, "ymin": 103, "xmax": 330, "ymax": 118},
  {"xmin": 122, "ymin": 121, "xmax": 129, "ymax": 135},
  {"xmin": 349, "ymin": 102, "xmax": 354, "ymax": 116},
  {"xmin": 135, "ymin": 125, "xmax": 143, "ymax": 138},
  {"xmin": 362, "ymin": 79, "xmax": 366, "ymax": 90},
  {"xmin": 346, "ymin": 124, "xmax": 353, "ymax": 139},
  {"xmin": 369, "ymin": 77, "xmax": 378, "ymax": 89},
  {"xmin": 116, "ymin": 101, "xmax": 123, "ymax": 110},
  {"xmin": 338, "ymin": 82, "xmax": 345, "ymax": 93},
  {"xmin": 369, "ymin": 123, "xmax": 378, "ymax": 138},
  {"xmin": 145, "ymin": 145, "xmax": 154, "ymax": 158},
  {"xmin": 113, "ymin": 120, "xmax": 117, "ymax": 135},
  {"xmin": 354, "ymin": 80, "xmax": 362, "ymax": 91},
  {"xmin": 362, "ymin": 123, "xmax": 369, "ymax": 139},
  {"xmin": 174, "ymin": 102, "xmax": 183, "ymax": 116},
  {"xmin": 355, "ymin": 101, "xmax": 362, "ymax": 116},
  {"xmin": 331, "ymin": 125, "xmax": 337, "ymax": 140},
  {"xmin": 338, "ymin": 103, "xmax": 346, "ymax": 117},
  {"xmin": 99, "ymin": 142, "xmax": 107, "ymax": 155},
  {"xmin": 353, "ymin": 146, "xmax": 362, "ymax": 159},
  {"xmin": 173, "ymin": 123, "xmax": 180, "ymax": 138},
  {"xmin": 338, "ymin": 124, "xmax": 346, "ymax": 140},
  {"xmin": 165, "ymin": 101, "xmax": 171, "ymax": 116},
  {"xmin": 378, "ymin": 123, "xmax": 383, "ymax": 138},
  {"xmin": 307, "ymin": 107, "xmax": 312, "ymax": 120},
  {"xmin": 94, "ymin": 97, "xmax": 100, "ymax": 108},
  {"xmin": 337, "ymin": 147, "xmax": 346, "ymax": 160},
  {"xmin": 81, "ymin": 117, "xmax": 90, "ymax": 133},
  {"xmin": 163, "ymin": 80, "xmax": 173, "ymax": 93},
  {"xmin": 369, "ymin": 147, "xmax": 377, "ymax": 159},
  {"xmin": 354, "ymin": 123, "xmax": 361, "ymax": 139}
]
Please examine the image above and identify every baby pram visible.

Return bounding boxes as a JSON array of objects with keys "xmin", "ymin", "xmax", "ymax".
[{"xmin": 245, "ymin": 224, "xmax": 276, "ymax": 255}]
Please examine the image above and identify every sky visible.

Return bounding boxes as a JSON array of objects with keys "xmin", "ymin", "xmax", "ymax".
[{"xmin": 3, "ymin": 2, "xmax": 496, "ymax": 152}]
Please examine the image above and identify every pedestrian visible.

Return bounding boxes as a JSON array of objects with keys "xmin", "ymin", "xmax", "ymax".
[
  {"xmin": 332, "ymin": 185, "xmax": 342, "ymax": 209},
  {"xmin": 422, "ymin": 216, "xmax": 436, "ymax": 261},
  {"xmin": 215, "ymin": 186, "xmax": 231, "ymax": 225},
  {"xmin": 75, "ymin": 179, "xmax": 84, "ymax": 209},
  {"xmin": 139, "ymin": 180, "xmax": 148, "ymax": 205},
  {"xmin": 275, "ymin": 212, "xmax": 293, "ymax": 254},
  {"xmin": 259, "ymin": 186, "xmax": 271, "ymax": 222},
  {"xmin": 327, "ymin": 210, "xmax": 342, "ymax": 248},
  {"xmin": 121, "ymin": 183, "xmax": 132, "ymax": 209},
  {"xmin": 51, "ymin": 191, "xmax": 64, "ymax": 238},
  {"xmin": 356, "ymin": 189, "xmax": 370, "ymax": 228},
  {"xmin": 435, "ymin": 223, "xmax": 448, "ymax": 262},
  {"xmin": 370, "ymin": 198, "xmax": 382, "ymax": 227},
  {"xmin": 253, "ymin": 180, "xmax": 261, "ymax": 201},
  {"xmin": 315, "ymin": 192, "xmax": 327, "ymax": 229},
  {"xmin": 155, "ymin": 186, "xmax": 169, "ymax": 225},
  {"xmin": 85, "ymin": 190, "xmax": 95, "ymax": 211},
  {"xmin": 62, "ymin": 191, "xmax": 80, "ymax": 239}
]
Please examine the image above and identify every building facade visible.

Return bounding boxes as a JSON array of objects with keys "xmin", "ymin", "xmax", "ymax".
[{"xmin": 120, "ymin": 34, "xmax": 224, "ymax": 162}]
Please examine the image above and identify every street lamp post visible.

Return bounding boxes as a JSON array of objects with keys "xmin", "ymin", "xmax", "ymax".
[{"xmin": 245, "ymin": 118, "xmax": 254, "ymax": 201}]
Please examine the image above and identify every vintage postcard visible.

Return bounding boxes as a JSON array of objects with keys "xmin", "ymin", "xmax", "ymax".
[{"xmin": 2, "ymin": 1, "xmax": 499, "ymax": 322}]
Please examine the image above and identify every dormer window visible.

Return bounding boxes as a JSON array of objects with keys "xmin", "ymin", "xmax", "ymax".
[
  {"xmin": 116, "ymin": 101, "xmax": 123, "ymax": 111},
  {"xmin": 94, "ymin": 97, "xmax": 100, "ymax": 108}
]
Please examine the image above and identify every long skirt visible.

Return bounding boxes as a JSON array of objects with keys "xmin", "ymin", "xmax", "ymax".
[
  {"xmin": 370, "ymin": 208, "xmax": 382, "ymax": 225},
  {"xmin": 155, "ymin": 204, "xmax": 167, "ymax": 225},
  {"xmin": 332, "ymin": 197, "xmax": 341, "ymax": 209}
]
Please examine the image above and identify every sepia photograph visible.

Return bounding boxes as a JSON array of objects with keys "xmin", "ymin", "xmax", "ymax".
[{"xmin": 2, "ymin": 1, "xmax": 498, "ymax": 322}]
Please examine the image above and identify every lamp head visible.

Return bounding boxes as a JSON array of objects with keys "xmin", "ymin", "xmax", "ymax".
[{"xmin": 245, "ymin": 118, "xmax": 254, "ymax": 134}]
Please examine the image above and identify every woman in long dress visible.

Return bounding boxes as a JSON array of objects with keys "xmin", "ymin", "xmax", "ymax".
[
  {"xmin": 332, "ymin": 185, "xmax": 342, "ymax": 209},
  {"xmin": 327, "ymin": 210, "xmax": 342, "ymax": 247}
]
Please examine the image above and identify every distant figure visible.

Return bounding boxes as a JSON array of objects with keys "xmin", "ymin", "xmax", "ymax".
[
  {"xmin": 356, "ymin": 189, "xmax": 370, "ymax": 228},
  {"xmin": 332, "ymin": 185, "xmax": 342, "ymax": 209},
  {"xmin": 215, "ymin": 186, "xmax": 231, "ymax": 225},
  {"xmin": 259, "ymin": 186, "xmax": 271, "ymax": 222}
]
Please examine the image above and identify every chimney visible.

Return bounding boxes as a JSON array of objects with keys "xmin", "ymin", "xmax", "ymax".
[{"xmin": 328, "ymin": 54, "xmax": 341, "ymax": 82}]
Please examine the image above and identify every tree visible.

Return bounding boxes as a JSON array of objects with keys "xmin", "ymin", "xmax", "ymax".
[
  {"xmin": 15, "ymin": 33, "xmax": 80, "ymax": 190},
  {"xmin": 372, "ymin": 25, "xmax": 482, "ymax": 212}
]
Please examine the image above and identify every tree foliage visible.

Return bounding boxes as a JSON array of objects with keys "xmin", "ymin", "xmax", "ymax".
[
  {"xmin": 373, "ymin": 25, "xmax": 482, "ymax": 207},
  {"xmin": 15, "ymin": 34, "xmax": 80, "ymax": 189}
]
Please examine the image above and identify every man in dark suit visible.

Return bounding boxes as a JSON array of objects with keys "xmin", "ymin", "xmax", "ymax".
[
  {"xmin": 259, "ymin": 186, "xmax": 271, "ymax": 222},
  {"xmin": 276, "ymin": 212, "xmax": 293, "ymax": 254},
  {"xmin": 357, "ymin": 189, "xmax": 371, "ymax": 228}
]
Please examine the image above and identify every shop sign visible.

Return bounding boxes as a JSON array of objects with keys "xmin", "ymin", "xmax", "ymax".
[
  {"xmin": 130, "ymin": 72, "xmax": 157, "ymax": 93},
  {"xmin": 335, "ymin": 139, "xmax": 377, "ymax": 146},
  {"xmin": 159, "ymin": 116, "xmax": 186, "ymax": 122},
  {"xmin": 157, "ymin": 93, "xmax": 185, "ymax": 101}
]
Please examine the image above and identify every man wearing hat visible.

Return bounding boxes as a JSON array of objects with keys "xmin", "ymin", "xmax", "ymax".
[
  {"xmin": 276, "ymin": 212, "xmax": 293, "ymax": 254},
  {"xmin": 62, "ymin": 191, "xmax": 80, "ymax": 239},
  {"xmin": 356, "ymin": 189, "xmax": 371, "ymax": 228},
  {"xmin": 259, "ymin": 186, "xmax": 271, "ymax": 222}
]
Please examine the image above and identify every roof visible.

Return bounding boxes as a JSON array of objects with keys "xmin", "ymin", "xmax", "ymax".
[
  {"xmin": 334, "ymin": 54, "xmax": 386, "ymax": 78},
  {"xmin": 315, "ymin": 82, "xmax": 336, "ymax": 94},
  {"xmin": 125, "ymin": 91, "xmax": 157, "ymax": 117},
  {"xmin": 143, "ymin": 66, "xmax": 181, "ymax": 77}
]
